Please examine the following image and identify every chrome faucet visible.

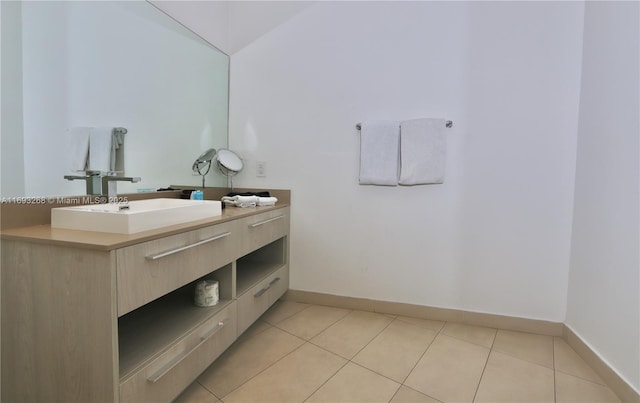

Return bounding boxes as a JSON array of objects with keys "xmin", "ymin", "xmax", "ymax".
[
  {"xmin": 102, "ymin": 175, "xmax": 141, "ymax": 201},
  {"xmin": 64, "ymin": 170, "xmax": 103, "ymax": 195}
]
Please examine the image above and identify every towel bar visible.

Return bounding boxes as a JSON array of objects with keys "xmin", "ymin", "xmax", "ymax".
[
  {"xmin": 114, "ymin": 127, "xmax": 127, "ymax": 135},
  {"xmin": 356, "ymin": 120, "xmax": 453, "ymax": 130}
]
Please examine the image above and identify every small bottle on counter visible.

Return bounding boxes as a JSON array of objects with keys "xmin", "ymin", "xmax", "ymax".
[{"xmin": 190, "ymin": 190, "xmax": 204, "ymax": 200}]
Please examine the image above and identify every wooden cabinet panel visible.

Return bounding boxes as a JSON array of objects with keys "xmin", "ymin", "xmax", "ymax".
[
  {"xmin": 116, "ymin": 221, "xmax": 237, "ymax": 316},
  {"xmin": 237, "ymin": 265, "xmax": 289, "ymax": 335},
  {"xmin": 269, "ymin": 264, "xmax": 289, "ymax": 303},
  {"xmin": 237, "ymin": 208, "xmax": 289, "ymax": 257},
  {"xmin": 1, "ymin": 241, "xmax": 118, "ymax": 402}
]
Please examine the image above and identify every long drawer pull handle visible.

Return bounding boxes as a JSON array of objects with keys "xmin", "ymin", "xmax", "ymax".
[
  {"xmin": 254, "ymin": 287, "xmax": 269, "ymax": 298},
  {"xmin": 253, "ymin": 277, "xmax": 281, "ymax": 298},
  {"xmin": 147, "ymin": 319, "xmax": 227, "ymax": 383},
  {"xmin": 249, "ymin": 215, "xmax": 285, "ymax": 228},
  {"xmin": 145, "ymin": 232, "xmax": 231, "ymax": 261},
  {"xmin": 269, "ymin": 277, "xmax": 281, "ymax": 286}
]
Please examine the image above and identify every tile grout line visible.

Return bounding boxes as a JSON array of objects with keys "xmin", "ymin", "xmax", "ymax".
[
  {"xmin": 554, "ymin": 368, "xmax": 616, "ymax": 387},
  {"xmin": 303, "ymin": 312, "xmax": 396, "ymax": 402},
  {"xmin": 350, "ymin": 314, "xmax": 396, "ymax": 358},
  {"xmin": 196, "ymin": 380, "xmax": 223, "ymax": 401},
  {"xmin": 398, "ymin": 321, "xmax": 442, "ymax": 386},
  {"xmin": 260, "ymin": 305, "xmax": 356, "ymax": 402},
  {"xmin": 217, "ymin": 333, "xmax": 309, "ymax": 401},
  {"xmin": 304, "ymin": 312, "xmax": 394, "ymax": 362},
  {"xmin": 271, "ymin": 308, "xmax": 353, "ymax": 341},
  {"xmin": 471, "ymin": 328, "xmax": 497, "ymax": 402},
  {"xmin": 439, "ymin": 326, "xmax": 496, "ymax": 350},
  {"xmin": 490, "ymin": 349, "xmax": 556, "ymax": 371},
  {"xmin": 392, "ymin": 320, "xmax": 447, "ymax": 403},
  {"xmin": 553, "ymin": 336, "xmax": 557, "ymax": 403},
  {"xmin": 262, "ymin": 300, "xmax": 315, "ymax": 326},
  {"xmin": 340, "ymin": 317, "xmax": 398, "ymax": 401},
  {"xmin": 301, "ymin": 350, "xmax": 350, "ymax": 402},
  {"xmin": 553, "ymin": 336, "xmax": 611, "ymax": 388}
]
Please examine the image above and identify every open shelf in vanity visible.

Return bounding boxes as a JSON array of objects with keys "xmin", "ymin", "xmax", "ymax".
[
  {"xmin": 237, "ymin": 238, "xmax": 287, "ymax": 296},
  {"xmin": 118, "ymin": 263, "xmax": 234, "ymax": 380}
]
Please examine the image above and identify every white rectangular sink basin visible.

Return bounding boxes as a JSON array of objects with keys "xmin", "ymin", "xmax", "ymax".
[{"xmin": 51, "ymin": 198, "xmax": 222, "ymax": 234}]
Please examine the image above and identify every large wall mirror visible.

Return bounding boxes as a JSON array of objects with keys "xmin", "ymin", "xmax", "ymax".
[{"xmin": 1, "ymin": 1, "xmax": 229, "ymax": 197}]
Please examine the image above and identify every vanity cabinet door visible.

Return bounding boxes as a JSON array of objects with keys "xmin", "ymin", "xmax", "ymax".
[
  {"xmin": 237, "ymin": 208, "xmax": 289, "ymax": 257},
  {"xmin": 119, "ymin": 302, "xmax": 237, "ymax": 403},
  {"xmin": 116, "ymin": 221, "xmax": 237, "ymax": 316},
  {"xmin": 237, "ymin": 265, "xmax": 289, "ymax": 335}
]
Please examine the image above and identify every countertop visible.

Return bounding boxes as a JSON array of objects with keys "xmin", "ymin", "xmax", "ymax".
[{"xmin": 0, "ymin": 203, "xmax": 289, "ymax": 251}]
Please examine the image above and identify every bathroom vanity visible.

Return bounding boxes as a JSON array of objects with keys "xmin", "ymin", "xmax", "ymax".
[{"xmin": 1, "ymin": 198, "xmax": 290, "ymax": 402}]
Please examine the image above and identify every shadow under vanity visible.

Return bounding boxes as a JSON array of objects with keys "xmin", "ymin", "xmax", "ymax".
[{"xmin": 1, "ymin": 188, "xmax": 290, "ymax": 402}]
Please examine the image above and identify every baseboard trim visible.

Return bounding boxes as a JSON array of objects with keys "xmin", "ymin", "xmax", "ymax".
[
  {"xmin": 283, "ymin": 289, "xmax": 638, "ymax": 403},
  {"xmin": 562, "ymin": 325, "xmax": 639, "ymax": 403},
  {"xmin": 283, "ymin": 289, "xmax": 563, "ymax": 336}
]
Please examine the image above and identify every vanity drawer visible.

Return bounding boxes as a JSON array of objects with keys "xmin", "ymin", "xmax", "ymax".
[
  {"xmin": 116, "ymin": 221, "xmax": 236, "ymax": 316},
  {"xmin": 237, "ymin": 265, "xmax": 289, "ymax": 335},
  {"xmin": 237, "ymin": 208, "xmax": 289, "ymax": 257},
  {"xmin": 119, "ymin": 302, "xmax": 237, "ymax": 403}
]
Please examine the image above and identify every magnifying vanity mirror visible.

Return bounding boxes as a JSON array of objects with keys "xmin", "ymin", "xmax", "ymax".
[
  {"xmin": 192, "ymin": 148, "xmax": 217, "ymax": 188},
  {"xmin": 216, "ymin": 149, "xmax": 244, "ymax": 177},
  {"xmin": 192, "ymin": 148, "xmax": 243, "ymax": 189},
  {"xmin": 1, "ymin": 1, "xmax": 229, "ymax": 197},
  {"xmin": 216, "ymin": 149, "xmax": 244, "ymax": 190}
]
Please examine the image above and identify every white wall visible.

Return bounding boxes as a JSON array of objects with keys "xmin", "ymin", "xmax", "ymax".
[
  {"xmin": 229, "ymin": 1, "xmax": 584, "ymax": 321},
  {"xmin": 566, "ymin": 1, "xmax": 639, "ymax": 392}
]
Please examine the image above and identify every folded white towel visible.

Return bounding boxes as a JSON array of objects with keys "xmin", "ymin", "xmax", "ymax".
[
  {"xmin": 257, "ymin": 196, "xmax": 278, "ymax": 206},
  {"xmin": 399, "ymin": 118, "xmax": 446, "ymax": 185},
  {"xmin": 68, "ymin": 127, "xmax": 90, "ymax": 172},
  {"xmin": 221, "ymin": 195, "xmax": 258, "ymax": 208},
  {"xmin": 89, "ymin": 127, "xmax": 114, "ymax": 172},
  {"xmin": 359, "ymin": 121, "xmax": 400, "ymax": 186}
]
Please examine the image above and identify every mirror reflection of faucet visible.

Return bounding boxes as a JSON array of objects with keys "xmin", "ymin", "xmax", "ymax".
[
  {"xmin": 63, "ymin": 170, "xmax": 103, "ymax": 195},
  {"xmin": 63, "ymin": 171, "xmax": 141, "ymax": 202}
]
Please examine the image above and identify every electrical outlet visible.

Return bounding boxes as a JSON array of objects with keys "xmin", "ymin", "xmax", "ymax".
[{"xmin": 256, "ymin": 161, "xmax": 267, "ymax": 177}]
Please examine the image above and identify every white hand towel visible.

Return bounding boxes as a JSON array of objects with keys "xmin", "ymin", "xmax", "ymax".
[
  {"xmin": 257, "ymin": 196, "xmax": 278, "ymax": 206},
  {"xmin": 221, "ymin": 195, "xmax": 258, "ymax": 208},
  {"xmin": 359, "ymin": 121, "xmax": 400, "ymax": 186},
  {"xmin": 68, "ymin": 127, "xmax": 90, "ymax": 172},
  {"xmin": 89, "ymin": 127, "xmax": 114, "ymax": 172},
  {"xmin": 399, "ymin": 118, "xmax": 446, "ymax": 185}
]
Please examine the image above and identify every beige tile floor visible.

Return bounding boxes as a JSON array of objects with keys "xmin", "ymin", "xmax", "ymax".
[{"xmin": 175, "ymin": 301, "xmax": 621, "ymax": 403}]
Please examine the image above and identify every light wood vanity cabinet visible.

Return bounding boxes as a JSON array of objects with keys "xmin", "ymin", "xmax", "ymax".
[{"xmin": 1, "ymin": 205, "xmax": 290, "ymax": 403}]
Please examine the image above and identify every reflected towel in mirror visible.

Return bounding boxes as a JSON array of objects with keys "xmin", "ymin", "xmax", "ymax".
[
  {"xmin": 68, "ymin": 127, "xmax": 91, "ymax": 171},
  {"xmin": 89, "ymin": 127, "xmax": 124, "ymax": 172}
]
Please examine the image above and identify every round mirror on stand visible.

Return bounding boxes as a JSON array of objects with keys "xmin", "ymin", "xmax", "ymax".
[
  {"xmin": 192, "ymin": 148, "xmax": 217, "ymax": 188},
  {"xmin": 216, "ymin": 149, "xmax": 244, "ymax": 189}
]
